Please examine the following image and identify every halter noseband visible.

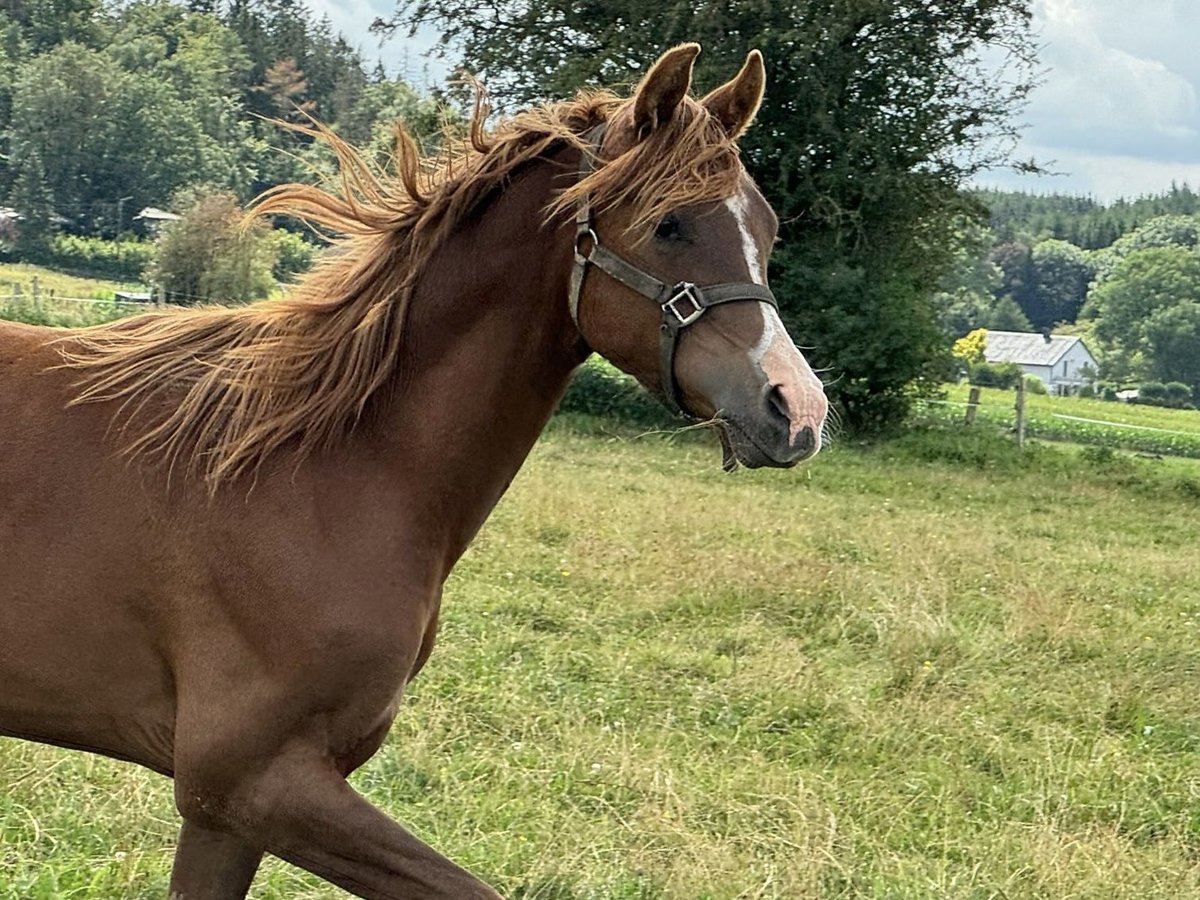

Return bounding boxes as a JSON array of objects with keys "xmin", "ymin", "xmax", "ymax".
[{"xmin": 566, "ymin": 123, "xmax": 780, "ymax": 418}]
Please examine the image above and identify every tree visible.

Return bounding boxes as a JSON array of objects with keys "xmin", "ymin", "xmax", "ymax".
[
  {"xmin": 989, "ymin": 241, "xmax": 1038, "ymax": 321},
  {"xmin": 257, "ymin": 56, "xmax": 316, "ymax": 119},
  {"xmin": 931, "ymin": 215, "xmax": 1006, "ymax": 337},
  {"xmin": 986, "ymin": 294, "xmax": 1032, "ymax": 331},
  {"xmin": 149, "ymin": 188, "xmax": 278, "ymax": 303},
  {"xmin": 952, "ymin": 328, "xmax": 987, "ymax": 365},
  {"xmin": 1143, "ymin": 303, "xmax": 1200, "ymax": 395},
  {"xmin": 1083, "ymin": 246, "xmax": 1200, "ymax": 388},
  {"xmin": 379, "ymin": 0, "xmax": 1040, "ymax": 431},
  {"xmin": 1091, "ymin": 214, "xmax": 1200, "ymax": 286},
  {"xmin": 1029, "ymin": 238, "xmax": 1095, "ymax": 328},
  {"xmin": 10, "ymin": 147, "xmax": 55, "ymax": 257},
  {"xmin": 9, "ymin": 41, "xmax": 243, "ymax": 232}
]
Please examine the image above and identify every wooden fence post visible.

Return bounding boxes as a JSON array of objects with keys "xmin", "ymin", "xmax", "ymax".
[
  {"xmin": 1015, "ymin": 377, "xmax": 1027, "ymax": 448},
  {"xmin": 964, "ymin": 386, "xmax": 981, "ymax": 425},
  {"xmin": 156, "ymin": 284, "xmax": 165, "ymax": 308}
]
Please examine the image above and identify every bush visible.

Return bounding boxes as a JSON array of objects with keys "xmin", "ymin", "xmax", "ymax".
[
  {"xmin": 0, "ymin": 297, "xmax": 129, "ymax": 328},
  {"xmin": 273, "ymin": 230, "xmax": 318, "ymax": 282},
  {"xmin": 967, "ymin": 360, "xmax": 1022, "ymax": 389},
  {"xmin": 42, "ymin": 234, "xmax": 154, "ymax": 283},
  {"xmin": 1023, "ymin": 374, "xmax": 1047, "ymax": 394},
  {"xmin": 148, "ymin": 189, "xmax": 278, "ymax": 304},
  {"xmin": 558, "ymin": 358, "xmax": 678, "ymax": 429},
  {"xmin": 1132, "ymin": 382, "xmax": 1194, "ymax": 409},
  {"xmin": 1138, "ymin": 382, "xmax": 1167, "ymax": 405},
  {"xmin": 1164, "ymin": 382, "xmax": 1194, "ymax": 409}
]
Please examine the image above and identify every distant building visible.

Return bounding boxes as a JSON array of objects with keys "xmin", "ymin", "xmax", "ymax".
[
  {"xmin": 133, "ymin": 207, "xmax": 181, "ymax": 235},
  {"xmin": 984, "ymin": 330, "xmax": 1098, "ymax": 395}
]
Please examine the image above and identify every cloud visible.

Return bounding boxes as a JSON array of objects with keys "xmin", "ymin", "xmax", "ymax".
[
  {"xmin": 977, "ymin": 0, "xmax": 1200, "ymax": 197},
  {"xmin": 1027, "ymin": 0, "xmax": 1198, "ymax": 160},
  {"xmin": 977, "ymin": 144, "xmax": 1200, "ymax": 200}
]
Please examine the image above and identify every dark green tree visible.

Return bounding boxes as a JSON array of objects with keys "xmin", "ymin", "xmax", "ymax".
[
  {"xmin": 10, "ymin": 146, "xmax": 55, "ymax": 256},
  {"xmin": 379, "ymin": 0, "xmax": 1040, "ymax": 431},
  {"xmin": 1029, "ymin": 238, "xmax": 1095, "ymax": 329},
  {"xmin": 1083, "ymin": 246, "xmax": 1200, "ymax": 387}
]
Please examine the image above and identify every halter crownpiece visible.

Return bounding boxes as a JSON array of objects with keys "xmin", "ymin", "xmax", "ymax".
[{"xmin": 567, "ymin": 123, "xmax": 780, "ymax": 418}]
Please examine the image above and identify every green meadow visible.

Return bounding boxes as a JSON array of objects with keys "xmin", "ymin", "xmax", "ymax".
[
  {"xmin": 2, "ymin": 420, "xmax": 1199, "ymax": 898},
  {"xmin": 927, "ymin": 383, "xmax": 1200, "ymax": 458}
]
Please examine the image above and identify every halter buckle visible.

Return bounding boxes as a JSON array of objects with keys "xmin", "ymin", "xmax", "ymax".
[
  {"xmin": 663, "ymin": 283, "xmax": 705, "ymax": 326},
  {"xmin": 574, "ymin": 228, "xmax": 599, "ymax": 265}
]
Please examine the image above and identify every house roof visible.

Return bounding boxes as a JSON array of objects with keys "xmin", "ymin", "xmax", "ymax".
[
  {"xmin": 134, "ymin": 207, "xmax": 181, "ymax": 222},
  {"xmin": 984, "ymin": 331, "xmax": 1095, "ymax": 367}
]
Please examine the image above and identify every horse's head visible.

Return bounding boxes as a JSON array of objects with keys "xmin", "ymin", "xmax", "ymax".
[{"xmin": 568, "ymin": 44, "xmax": 828, "ymax": 469}]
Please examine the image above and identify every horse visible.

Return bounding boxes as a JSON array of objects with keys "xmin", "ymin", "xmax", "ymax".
[{"xmin": 0, "ymin": 44, "xmax": 828, "ymax": 898}]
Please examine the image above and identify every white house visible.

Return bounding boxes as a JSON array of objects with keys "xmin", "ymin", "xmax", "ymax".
[{"xmin": 984, "ymin": 331, "xmax": 1098, "ymax": 395}]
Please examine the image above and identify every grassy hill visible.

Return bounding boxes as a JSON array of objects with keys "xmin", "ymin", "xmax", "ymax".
[{"xmin": 2, "ymin": 422, "xmax": 1198, "ymax": 898}]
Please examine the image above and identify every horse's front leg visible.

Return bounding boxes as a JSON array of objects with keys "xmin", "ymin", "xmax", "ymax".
[
  {"xmin": 175, "ymin": 746, "xmax": 500, "ymax": 900},
  {"xmin": 168, "ymin": 820, "xmax": 262, "ymax": 899}
]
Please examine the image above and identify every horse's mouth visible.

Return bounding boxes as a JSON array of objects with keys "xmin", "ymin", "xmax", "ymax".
[{"xmin": 717, "ymin": 420, "xmax": 798, "ymax": 472}]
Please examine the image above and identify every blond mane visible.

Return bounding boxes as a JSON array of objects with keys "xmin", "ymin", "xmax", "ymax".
[{"xmin": 59, "ymin": 88, "xmax": 744, "ymax": 490}]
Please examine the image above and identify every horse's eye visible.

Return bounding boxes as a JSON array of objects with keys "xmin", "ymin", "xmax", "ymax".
[{"xmin": 654, "ymin": 215, "xmax": 682, "ymax": 242}]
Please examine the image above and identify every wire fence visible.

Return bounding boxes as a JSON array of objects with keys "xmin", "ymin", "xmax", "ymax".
[{"xmin": 914, "ymin": 389, "xmax": 1200, "ymax": 459}]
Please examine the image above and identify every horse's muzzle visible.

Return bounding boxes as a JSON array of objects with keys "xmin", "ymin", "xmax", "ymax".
[{"xmin": 720, "ymin": 379, "xmax": 826, "ymax": 469}]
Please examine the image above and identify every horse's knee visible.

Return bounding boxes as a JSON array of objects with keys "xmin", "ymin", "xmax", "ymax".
[{"xmin": 175, "ymin": 744, "xmax": 337, "ymax": 845}]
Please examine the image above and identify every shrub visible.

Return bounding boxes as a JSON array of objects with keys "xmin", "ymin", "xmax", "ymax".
[
  {"xmin": 1164, "ymin": 382, "xmax": 1194, "ymax": 409},
  {"xmin": 1132, "ymin": 382, "xmax": 1193, "ymax": 409},
  {"xmin": 1023, "ymin": 374, "xmax": 1047, "ymax": 394},
  {"xmin": 273, "ymin": 230, "xmax": 318, "ymax": 282},
  {"xmin": 558, "ymin": 358, "xmax": 677, "ymax": 429},
  {"xmin": 1138, "ymin": 382, "xmax": 1167, "ymax": 405},
  {"xmin": 148, "ymin": 189, "xmax": 278, "ymax": 304},
  {"xmin": 43, "ymin": 235, "xmax": 154, "ymax": 282},
  {"xmin": 967, "ymin": 360, "xmax": 1022, "ymax": 389}
]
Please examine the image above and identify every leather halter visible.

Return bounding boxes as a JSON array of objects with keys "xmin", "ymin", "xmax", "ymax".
[{"xmin": 566, "ymin": 123, "xmax": 780, "ymax": 418}]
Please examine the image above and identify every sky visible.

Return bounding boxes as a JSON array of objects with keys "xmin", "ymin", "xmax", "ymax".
[
  {"xmin": 976, "ymin": 0, "xmax": 1200, "ymax": 200},
  {"xmin": 312, "ymin": 0, "xmax": 1200, "ymax": 203}
]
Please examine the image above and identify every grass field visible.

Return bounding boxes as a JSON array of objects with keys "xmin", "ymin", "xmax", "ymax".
[
  {"xmin": 0, "ymin": 263, "xmax": 151, "ymax": 328},
  {"xmin": 924, "ymin": 384, "xmax": 1200, "ymax": 457},
  {"xmin": 2, "ymin": 421, "xmax": 1199, "ymax": 898}
]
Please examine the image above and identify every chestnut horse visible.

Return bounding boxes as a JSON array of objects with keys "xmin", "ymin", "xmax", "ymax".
[{"xmin": 0, "ymin": 45, "xmax": 827, "ymax": 898}]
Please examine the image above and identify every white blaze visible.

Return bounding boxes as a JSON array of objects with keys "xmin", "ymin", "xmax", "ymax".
[{"xmin": 725, "ymin": 187, "xmax": 828, "ymax": 448}]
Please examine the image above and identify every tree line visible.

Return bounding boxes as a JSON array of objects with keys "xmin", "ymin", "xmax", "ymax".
[
  {"xmin": 936, "ymin": 189, "xmax": 1200, "ymax": 397},
  {"xmin": 1, "ymin": 0, "xmax": 444, "ymax": 242}
]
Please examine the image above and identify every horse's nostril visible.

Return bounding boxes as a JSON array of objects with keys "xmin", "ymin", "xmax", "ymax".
[
  {"xmin": 794, "ymin": 424, "xmax": 815, "ymax": 456},
  {"xmin": 767, "ymin": 384, "xmax": 790, "ymax": 421}
]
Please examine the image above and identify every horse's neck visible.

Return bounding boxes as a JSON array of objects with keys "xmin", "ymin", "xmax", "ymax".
[{"xmin": 365, "ymin": 157, "xmax": 586, "ymax": 562}]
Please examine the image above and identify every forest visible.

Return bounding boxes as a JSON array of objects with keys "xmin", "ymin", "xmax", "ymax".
[
  {"xmin": 940, "ymin": 186, "xmax": 1200, "ymax": 397},
  {"xmin": 0, "ymin": 0, "xmax": 446, "ymax": 233}
]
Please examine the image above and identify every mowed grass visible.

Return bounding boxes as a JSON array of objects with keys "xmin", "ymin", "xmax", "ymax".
[{"xmin": 3, "ymin": 423, "xmax": 1200, "ymax": 898}]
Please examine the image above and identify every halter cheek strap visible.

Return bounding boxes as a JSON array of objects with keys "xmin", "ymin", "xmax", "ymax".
[{"xmin": 567, "ymin": 124, "xmax": 779, "ymax": 418}]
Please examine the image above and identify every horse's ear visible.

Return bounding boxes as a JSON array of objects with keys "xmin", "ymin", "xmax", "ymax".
[
  {"xmin": 633, "ymin": 43, "xmax": 700, "ymax": 140},
  {"xmin": 701, "ymin": 49, "xmax": 766, "ymax": 139}
]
